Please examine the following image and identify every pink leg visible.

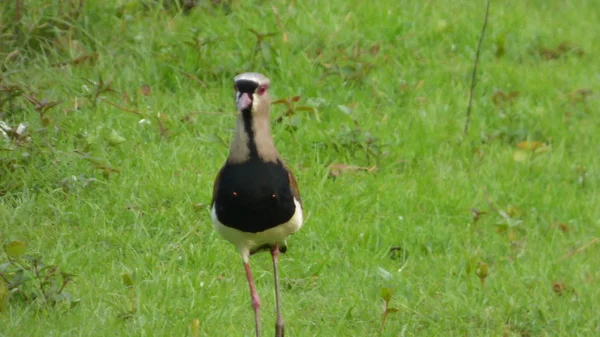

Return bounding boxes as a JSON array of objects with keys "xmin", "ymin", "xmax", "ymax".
[
  {"xmin": 271, "ymin": 245, "xmax": 285, "ymax": 337},
  {"xmin": 244, "ymin": 261, "xmax": 261, "ymax": 337}
]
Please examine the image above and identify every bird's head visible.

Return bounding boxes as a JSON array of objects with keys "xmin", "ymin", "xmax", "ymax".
[{"xmin": 234, "ymin": 72, "xmax": 271, "ymax": 117}]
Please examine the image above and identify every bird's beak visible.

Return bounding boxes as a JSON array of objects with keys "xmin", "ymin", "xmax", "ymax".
[{"xmin": 237, "ymin": 92, "xmax": 252, "ymax": 111}]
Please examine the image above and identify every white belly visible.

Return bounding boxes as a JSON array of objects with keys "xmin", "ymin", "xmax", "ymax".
[{"xmin": 211, "ymin": 198, "xmax": 303, "ymax": 262}]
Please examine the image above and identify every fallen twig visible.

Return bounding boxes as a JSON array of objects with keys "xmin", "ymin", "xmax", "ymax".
[
  {"xmin": 463, "ymin": 0, "xmax": 491, "ymax": 137},
  {"xmin": 561, "ymin": 237, "xmax": 599, "ymax": 261},
  {"xmin": 180, "ymin": 71, "xmax": 207, "ymax": 88},
  {"xmin": 101, "ymin": 98, "xmax": 143, "ymax": 116}
]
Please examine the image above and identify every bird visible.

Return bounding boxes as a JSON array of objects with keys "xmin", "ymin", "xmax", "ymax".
[{"xmin": 210, "ymin": 72, "xmax": 303, "ymax": 337}]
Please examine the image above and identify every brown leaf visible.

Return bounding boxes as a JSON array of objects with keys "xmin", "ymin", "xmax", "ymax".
[
  {"xmin": 370, "ymin": 43, "xmax": 381, "ymax": 56},
  {"xmin": 537, "ymin": 41, "xmax": 584, "ymax": 60},
  {"xmin": 272, "ymin": 98, "xmax": 292, "ymax": 107},
  {"xmin": 157, "ymin": 113, "xmax": 171, "ymax": 138},
  {"xmin": 272, "ymin": 96, "xmax": 301, "ymax": 108},
  {"xmin": 140, "ymin": 85, "xmax": 151, "ymax": 96},
  {"xmin": 552, "ymin": 281, "xmax": 575, "ymax": 296},
  {"xmin": 506, "ymin": 205, "xmax": 522, "ymax": 218},
  {"xmin": 492, "ymin": 90, "xmax": 519, "ymax": 106},
  {"xmin": 180, "ymin": 113, "xmax": 199, "ymax": 124},
  {"xmin": 568, "ymin": 88, "xmax": 593, "ymax": 104},
  {"xmin": 271, "ymin": 98, "xmax": 287, "ymax": 105},
  {"xmin": 551, "ymin": 222, "xmax": 570, "ymax": 233},
  {"xmin": 121, "ymin": 92, "xmax": 133, "ymax": 105},
  {"xmin": 516, "ymin": 141, "xmax": 544, "ymax": 151},
  {"xmin": 471, "ymin": 208, "xmax": 488, "ymax": 224}
]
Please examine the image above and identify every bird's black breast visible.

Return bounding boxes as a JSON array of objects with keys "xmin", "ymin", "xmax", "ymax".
[{"xmin": 214, "ymin": 158, "xmax": 296, "ymax": 233}]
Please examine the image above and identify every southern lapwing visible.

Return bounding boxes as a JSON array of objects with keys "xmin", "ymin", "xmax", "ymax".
[{"xmin": 210, "ymin": 72, "xmax": 303, "ymax": 337}]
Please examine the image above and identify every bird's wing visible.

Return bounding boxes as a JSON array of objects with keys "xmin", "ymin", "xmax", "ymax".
[
  {"xmin": 211, "ymin": 166, "xmax": 224, "ymax": 207},
  {"xmin": 283, "ymin": 161, "xmax": 302, "ymax": 205}
]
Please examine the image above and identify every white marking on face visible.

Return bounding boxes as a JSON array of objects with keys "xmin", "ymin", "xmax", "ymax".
[{"xmin": 235, "ymin": 91, "xmax": 241, "ymax": 106}]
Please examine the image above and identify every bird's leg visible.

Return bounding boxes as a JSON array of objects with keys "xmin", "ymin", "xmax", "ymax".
[
  {"xmin": 244, "ymin": 261, "xmax": 261, "ymax": 337},
  {"xmin": 271, "ymin": 245, "xmax": 285, "ymax": 337}
]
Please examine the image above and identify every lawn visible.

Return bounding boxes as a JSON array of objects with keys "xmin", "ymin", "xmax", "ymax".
[{"xmin": 1, "ymin": 0, "xmax": 599, "ymax": 336}]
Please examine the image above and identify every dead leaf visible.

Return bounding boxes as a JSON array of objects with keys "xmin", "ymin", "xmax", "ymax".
[
  {"xmin": 537, "ymin": 41, "xmax": 584, "ymax": 60},
  {"xmin": 140, "ymin": 85, "xmax": 151, "ymax": 96},
  {"xmin": 552, "ymin": 282, "xmax": 575, "ymax": 296},
  {"xmin": 272, "ymin": 96, "xmax": 315, "ymax": 123},
  {"xmin": 370, "ymin": 43, "xmax": 381, "ymax": 56},
  {"xmin": 492, "ymin": 90, "xmax": 519, "ymax": 107},
  {"xmin": 506, "ymin": 205, "xmax": 522, "ymax": 218},
  {"xmin": 272, "ymin": 96, "xmax": 300, "ymax": 107},
  {"xmin": 568, "ymin": 88, "xmax": 593, "ymax": 105},
  {"xmin": 516, "ymin": 141, "xmax": 544, "ymax": 151},
  {"xmin": 121, "ymin": 92, "xmax": 132, "ymax": 104},
  {"xmin": 551, "ymin": 222, "xmax": 570, "ymax": 233},
  {"xmin": 516, "ymin": 141, "xmax": 551, "ymax": 155},
  {"xmin": 180, "ymin": 113, "xmax": 199, "ymax": 124},
  {"xmin": 471, "ymin": 208, "xmax": 488, "ymax": 224},
  {"xmin": 157, "ymin": 113, "xmax": 171, "ymax": 138}
]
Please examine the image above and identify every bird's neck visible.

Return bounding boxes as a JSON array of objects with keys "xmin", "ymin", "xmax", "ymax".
[{"xmin": 227, "ymin": 111, "xmax": 279, "ymax": 163}]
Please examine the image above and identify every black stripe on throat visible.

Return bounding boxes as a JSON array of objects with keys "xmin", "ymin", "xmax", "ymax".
[{"xmin": 241, "ymin": 109, "xmax": 259, "ymax": 158}]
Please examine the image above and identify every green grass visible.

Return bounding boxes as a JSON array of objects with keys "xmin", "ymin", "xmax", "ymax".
[{"xmin": 1, "ymin": 0, "xmax": 599, "ymax": 336}]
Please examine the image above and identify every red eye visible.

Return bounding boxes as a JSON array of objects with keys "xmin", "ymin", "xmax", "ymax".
[{"xmin": 257, "ymin": 85, "xmax": 267, "ymax": 95}]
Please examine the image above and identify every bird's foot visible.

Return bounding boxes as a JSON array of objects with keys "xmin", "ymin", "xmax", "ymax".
[{"xmin": 275, "ymin": 323, "xmax": 285, "ymax": 337}]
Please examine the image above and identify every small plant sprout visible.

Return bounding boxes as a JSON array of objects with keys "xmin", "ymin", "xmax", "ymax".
[
  {"xmin": 476, "ymin": 261, "xmax": 489, "ymax": 287},
  {"xmin": 0, "ymin": 240, "xmax": 79, "ymax": 311},
  {"xmin": 379, "ymin": 287, "xmax": 400, "ymax": 332}
]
